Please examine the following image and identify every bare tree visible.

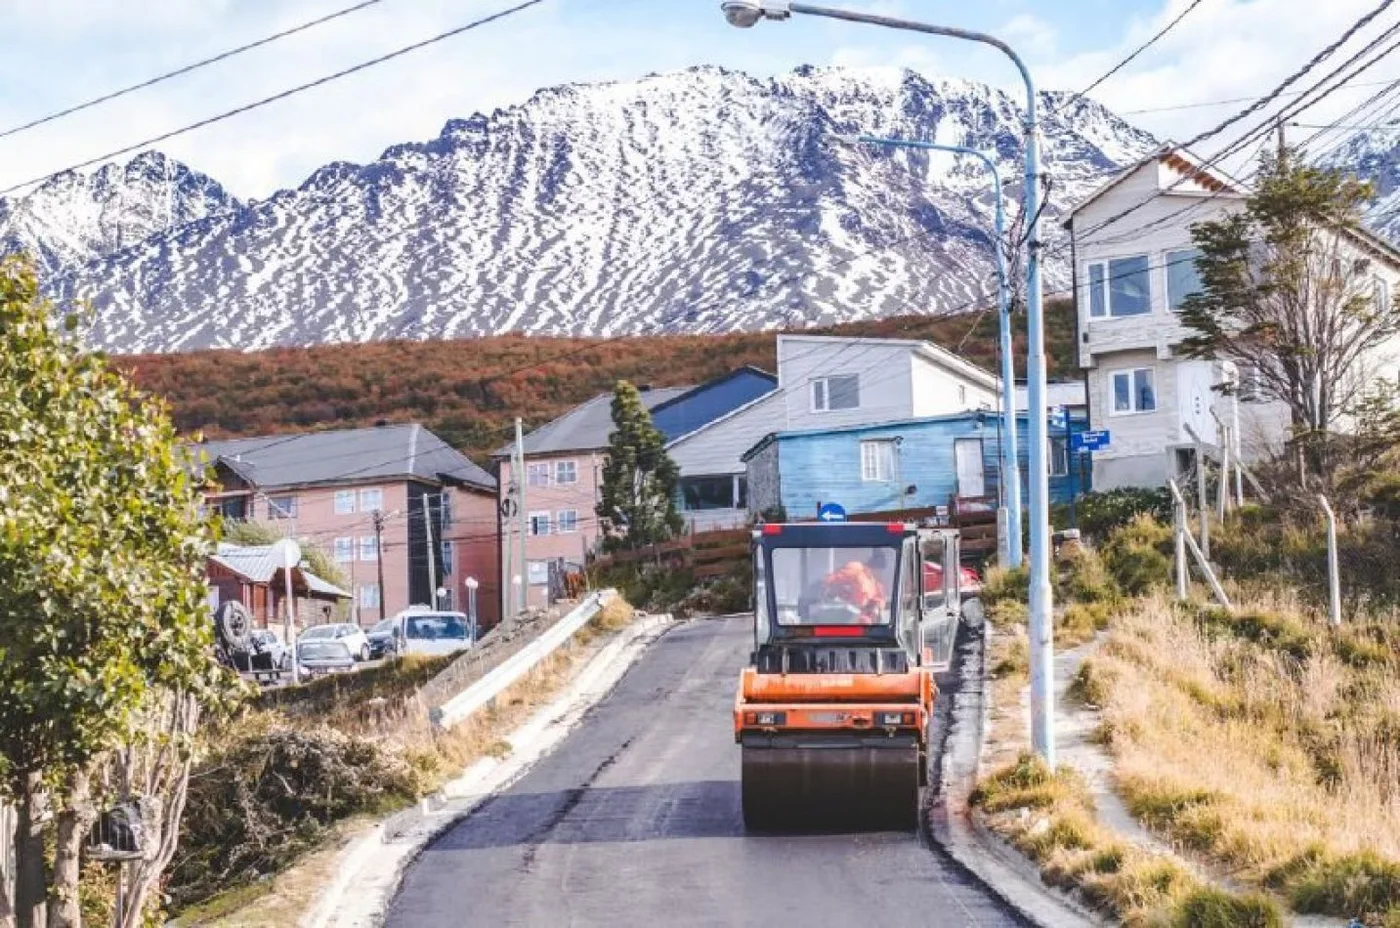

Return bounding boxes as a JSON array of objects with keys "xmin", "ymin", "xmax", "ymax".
[{"xmin": 1179, "ymin": 150, "xmax": 1400, "ymax": 486}]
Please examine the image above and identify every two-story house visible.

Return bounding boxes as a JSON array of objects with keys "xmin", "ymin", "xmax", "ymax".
[
  {"xmin": 195, "ymin": 423, "xmax": 500, "ymax": 629},
  {"xmin": 1066, "ymin": 144, "xmax": 1400, "ymax": 490}
]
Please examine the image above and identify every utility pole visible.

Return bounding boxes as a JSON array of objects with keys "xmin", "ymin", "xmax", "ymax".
[
  {"xmin": 516, "ymin": 417, "xmax": 529, "ymax": 616},
  {"xmin": 423, "ymin": 494, "xmax": 438, "ymax": 610},
  {"xmin": 372, "ymin": 509, "xmax": 387, "ymax": 622}
]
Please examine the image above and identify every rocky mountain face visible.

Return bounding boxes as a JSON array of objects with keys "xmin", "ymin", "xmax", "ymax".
[{"xmin": 1, "ymin": 66, "xmax": 1160, "ymax": 353}]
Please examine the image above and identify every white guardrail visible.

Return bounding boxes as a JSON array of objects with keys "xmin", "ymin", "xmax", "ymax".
[{"xmin": 428, "ymin": 589, "xmax": 616, "ymax": 731}]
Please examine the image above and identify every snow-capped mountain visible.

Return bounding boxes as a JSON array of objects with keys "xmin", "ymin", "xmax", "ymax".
[
  {"xmin": 1318, "ymin": 124, "xmax": 1400, "ymax": 242},
  {"xmin": 0, "ymin": 152, "xmax": 239, "ymax": 282},
  {"xmin": 3, "ymin": 66, "xmax": 1159, "ymax": 354}
]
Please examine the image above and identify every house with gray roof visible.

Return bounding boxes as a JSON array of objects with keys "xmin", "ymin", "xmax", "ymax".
[{"xmin": 194, "ymin": 423, "xmax": 500, "ymax": 629}]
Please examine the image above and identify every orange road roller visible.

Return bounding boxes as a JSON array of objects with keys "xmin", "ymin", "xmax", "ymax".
[{"xmin": 735, "ymin": 521, "xmax": 964, "ymax": 831}]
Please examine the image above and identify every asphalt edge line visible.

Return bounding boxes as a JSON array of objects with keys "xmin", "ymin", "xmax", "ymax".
[
  {"xmin": 927, "ymin": 620, "xmax": 1103, "ymax": 928},
  {"xmin": 302, "ymin": 612, "xmax": 678, "ymax": 928}
]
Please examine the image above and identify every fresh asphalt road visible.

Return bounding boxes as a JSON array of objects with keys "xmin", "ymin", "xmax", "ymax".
[{"xmin": 386, "ymin": 614, "xmax": 1027, "ymax": 928}]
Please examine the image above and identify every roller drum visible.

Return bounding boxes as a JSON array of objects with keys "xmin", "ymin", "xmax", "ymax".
[{"xmin": 741, "ymin": 735, "xmax": 920, "ymax": 832}]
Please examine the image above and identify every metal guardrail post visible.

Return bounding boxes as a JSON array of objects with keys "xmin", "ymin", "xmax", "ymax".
[{"xmin": 1319, "ymin": 495, "xmax": 1342, "ymax": 627}]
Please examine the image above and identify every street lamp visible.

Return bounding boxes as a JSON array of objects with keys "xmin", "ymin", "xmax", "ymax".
[
  {"xmin": 836, "ymin": 133, "xmax": 1023, "ymax": 569},
  {"xmin": 721, "ymin": 0, "xmax": 1054, "ymax": 764},
  {"xmin": 464, "ymin": 576, "xmax": 480, "ymax": 643}
]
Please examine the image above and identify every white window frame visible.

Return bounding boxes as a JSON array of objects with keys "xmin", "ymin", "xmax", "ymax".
[
  {"xmin": 810, "ymin": 374, "xmax": 860, "ymax": 413},
  {"xmin": 334, "ymin": 490, "xmax": 356, "ymax": 515},
  {"xmin": 267, "ymin": 495, "xmax": 297, "ymax": 520},
  {"xmin": 1109, "ymin": 367, "xmax": 1158, "ymax": 416},
  {"xmin": 860, "ymin": 439, "xmax": 896, "ymax": 483},
  {"xmin": 359, "ymin": 535, "xmax": 379, "ymax": 562},
  {"xmin": 1086, "ymin": 254, "xmax": 1152, "ymax": 319},
  {"xmin": 1051, "ymin": 437, "xmax": 1069, "ymax": 477},
  {"xmin": 359, "ymin": 487, "xmax": 383, "ymax": 512},
  {"xmin": 439, "ymin": 492, "xmax": 453, "ymax": 527},
  {"xmin": 556, "ymin": 509, "xmax": 579, "ymax": 534},
  {"xmin": 358, "ymin": 584, "xmax": 380, "ymax": 609},
  {"xmin": 554, "ymin": 460, "xmax": 578, "ymax": 485},
  {"xmin": 528, "ymin": 511, "xmax": 551, "ymax": 537},
  {"xmin": 441, "ymin": 540, "xmax": 454, "ymax": 575},
  {"xmin": 527, "ymin": 463, "xmax": 552, "ymax": 488},
  {"xmin": 334, "ymin": 537, "xmax": 354, "ymax": 563},
  {"xmin": 1376, "ymin": 276, "xmax": 1391, "ymax": 315}
]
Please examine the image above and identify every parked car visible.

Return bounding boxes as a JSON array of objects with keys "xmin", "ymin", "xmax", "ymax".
[
  {"xmin": 296, "ymin": 638, "xmax": 356, "ymax": 678},
  {"xmin": 248, "ymin": 629, "xmax": 290, "ymax": 670},
  {"xmin": 367, "ymin": 617, "xmax": 398, "ymax": 659},
  {"xmin": 391, "ymin": 608, "xmax": 475, "ymax": 658},
  {"xmin": 298, "ymin": 623, "xmax": 373, "ymax": 661}
]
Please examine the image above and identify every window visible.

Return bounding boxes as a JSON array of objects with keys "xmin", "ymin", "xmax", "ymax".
[
  {"xmin": 358, "ymin": 584, "xmax": 380, "ymax": 609},
  {"xmin": 1086, "ymin": 254, "xmax": 1151, "ymax": 318},
  {"xmin": 679, "ymin": 476, "xmax": 743, "ymax": 511},
  {"xmin": 1167, "ymin": 248, "xmax": 1204, "ymax": 311},
  {"xmin": 1111, "ymin": 368, "xmax": 1157, "ymax": 414},
  {"xmin": 556, "ymin": 510, "xmax": 579, "ymax": 533},
  {"xmin": 440, "ymin": 492, "xmax": 453, "ymax": 527},
  {"xmin": 1376, "ymin": 277, "xmax": 1391, "ymax": 315},
  {"xmin": 860, "ymin": 440, "xmax": 896, "ymax": 482},
  {"xmin": 1051, "ymin": 437, "xmax": 1069, "ymax": 477},
  {"xmin": 359, "ymin": 488, "xmax": 383, "ymax": 512},
  {"xmin": 811, "ymin": 374, "xmax": 860, "ymax": 412},
  {"xmin": 555, "ymin": 460, "xmax": 578, "ymax": 485},
  {"xmin": 958, "ymin": 384, "xmax": 968, "ymax": 405},
  {"xmin": 527, "ymin": 463, "xmax": 551, "ymax": 488},
  {"xmin": 267, "ymin": 495, "xmax": 297, "ymax": 519},
  {"xmin": 529, "ymin": 511, "xmax": 551, "ymax": 537},
  {"xmin": 441, "ymin": 541, "xmax": 454, "ymax": 575},
  {"xmin": 1089, "ymin": 262, "xmax": 1107, "ymax": 318},
  {"xmin": 527, "ymin": 560, "xmax": 549, "ymax": 586},
  {"xmin": 335, "ymin": 490, "xmax": 356, "ymax": 515},
  {"xmin": 334, "ymin": 537, "xmax": 353, "ymax": 563},
  {"xmin": 359, "ymin": 535, "xmax": 378, "ymax": 561}
]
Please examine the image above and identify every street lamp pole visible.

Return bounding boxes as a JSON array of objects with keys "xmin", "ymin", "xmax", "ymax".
[
  {"xmin": 721, "ymin": 0, "xmax": 1053, "ymax": 764},
  {"xmin": 838, "ymin": 134, "xmax": 1022, "ymax": 569}
]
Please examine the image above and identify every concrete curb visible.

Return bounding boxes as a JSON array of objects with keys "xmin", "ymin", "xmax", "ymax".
[
  {"xmin": 301, "ymin": 612, "xmax": 678, "ymax": 928},
  {"xmin": 927, "ymin": 623, "xmax": 1102, "ymax": 928}
]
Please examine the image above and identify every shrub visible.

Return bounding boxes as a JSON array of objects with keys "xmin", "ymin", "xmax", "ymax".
[
  {"xmin": 1198, "ymin": 606, "xmax": 1314, "ymax": 662},
  {"xmin": 1288, "ymin": 849, "xmax": 1400, "ymax": 917},
  {"xmin": 1171, "ymin": 888, "xmax": 1284, "ymax": 927},
  {"xmin": 972, "ymin": 752, "xmax": 1084, "ymax": 814},
  {"xmin": 1101, "ymin": 515, "xmax": 1174, "ymax": 595},
  {"xmin": 1057, "ymin": 545, "xmax": 1119, "ymax": 604},
  {"xmin": 982, "ymin": 564, "xmax": 1029, "ymax": 605},
  {"xmin": 1064, "ymin": 487, "xmax": 1173, "ymax": 542},
  {"xmin": 991, "ymin": 635, "xmax": 1029, "ymax": 679},
  {"xmin": 1060, "ymin": 601, "xmax": 1113, "ymax": 647}
]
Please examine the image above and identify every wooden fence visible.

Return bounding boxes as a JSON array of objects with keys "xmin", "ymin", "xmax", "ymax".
[{"xmin": 590, "ymin": 528, "xmax": 751, "ymax": 581}]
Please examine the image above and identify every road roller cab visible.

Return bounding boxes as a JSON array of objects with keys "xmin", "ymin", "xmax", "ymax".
[{"xmin": 736, "ymin": 521, "xmax": 963, "ymax": 832}]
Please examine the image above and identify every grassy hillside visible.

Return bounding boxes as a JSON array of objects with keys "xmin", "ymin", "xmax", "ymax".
[{"xmin": 119, "ymin": 300, "xmax": 1077, "ymax": 464}]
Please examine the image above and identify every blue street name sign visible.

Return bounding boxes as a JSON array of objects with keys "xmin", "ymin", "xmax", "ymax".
[{"xmin": 1071, "ymin": 430, "xmax": 1111, "ymax": 452}]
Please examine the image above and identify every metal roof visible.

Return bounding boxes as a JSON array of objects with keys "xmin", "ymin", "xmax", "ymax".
[
  {"xmin": 194, "ymin": 423, "xmax": 495, "ymax": 492},
  {"xmin": 211, "ymin": 543, "xmax": 352, "ymax": 600},
  {"xmin": 496, "ymin": 387, "xmax": 690, "ymax": 458}
]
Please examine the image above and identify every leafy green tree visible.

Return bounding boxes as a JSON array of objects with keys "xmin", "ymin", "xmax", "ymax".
[
  {"xmin": 0, "ymin": 258, "xmax": 233, "ymax": 927},
  {"xmin": 596, "ymin": 381, "xmax": 684, "ymax": 552},
  {"xmin": 1178, "ymin": 150, "xmax": 1400, "ymax": 485}
]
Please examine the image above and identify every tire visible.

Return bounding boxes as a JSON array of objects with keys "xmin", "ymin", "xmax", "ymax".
[
  {"xmin": 359, "ymin": 645, "xmax": 371, "ymax": 662},
  {"xmin": 214, "ymin": 602, "xmax": 252, "ymax": 653}
]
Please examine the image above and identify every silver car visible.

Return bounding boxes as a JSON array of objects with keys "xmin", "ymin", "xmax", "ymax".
[
  {"xmin": 298, "ymin": 623, "xmax": 373, "ymax": 662},
  {"xmin": 296, "ymin": 638, "xmax": 356, "ymax": 677}
]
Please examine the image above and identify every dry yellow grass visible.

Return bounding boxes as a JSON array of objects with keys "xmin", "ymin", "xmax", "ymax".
[{"xmin": 1087, "ymin": 593, "xmax": 1400, "ymax": 920}]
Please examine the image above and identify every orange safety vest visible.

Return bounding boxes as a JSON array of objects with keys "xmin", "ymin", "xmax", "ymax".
[{"xmin": 822, "ymin": 561, "xmax": 887, "ymax": 622}]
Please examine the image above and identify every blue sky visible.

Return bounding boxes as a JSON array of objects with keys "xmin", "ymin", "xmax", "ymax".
[{"xmin": 0, "ymin": 0, "xmax": 1393, "ymax": 197}]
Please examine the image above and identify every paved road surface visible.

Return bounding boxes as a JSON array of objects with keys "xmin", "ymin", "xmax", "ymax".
[{"xmin": 387, "ymin": 615, "xmax": 1027, "ymax": 928}]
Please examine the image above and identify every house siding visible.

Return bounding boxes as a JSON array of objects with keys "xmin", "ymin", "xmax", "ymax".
[
  {"xmin": 498, "ymin": 452, "xmax": 603, "ymax": 613},
  {"xmin": 778, "ymin": 337, "xmax": 918, "ymax": 432},
  {"xmin": 651, "ymin": 368, "xmax": 777, "ymax": 440},
  {"xmin": 669, "ymin": 392, "xmax": 788, "ymax": 532},
  {"xmin": 746, "ymin": 441, "xmax": 782, "ymax": 517}
]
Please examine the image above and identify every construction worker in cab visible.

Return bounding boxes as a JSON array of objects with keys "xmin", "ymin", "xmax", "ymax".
[{"xmin": 820, "ymin": 549, "xmax": 889, "ymax": 623}]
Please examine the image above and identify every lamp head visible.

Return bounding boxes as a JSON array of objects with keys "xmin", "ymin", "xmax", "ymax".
[{"xmin": 721, "ymin": 0, "xmax": 791, "ymax": 28}]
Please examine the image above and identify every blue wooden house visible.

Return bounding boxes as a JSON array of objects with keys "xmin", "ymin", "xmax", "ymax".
[{"xmin": 742, "ymin": 409, "xmax": 1091, "ymax": 520}]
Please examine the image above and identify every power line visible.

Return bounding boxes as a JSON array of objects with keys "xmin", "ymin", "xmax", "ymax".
[
  {"xmin": 1073, "ymin": 0, "xmax": 1206, "ymax": 101},
  {"xmin": 0, "ymin": 0, "xmax": 388, "ymax": 143},
  {"xmin": 0, "ymin": 0, "xmax": 547, "ymax": 197},
  {"xmin": 1120, "ymin": 77, "xmax": 1400, "ymax": 115}
]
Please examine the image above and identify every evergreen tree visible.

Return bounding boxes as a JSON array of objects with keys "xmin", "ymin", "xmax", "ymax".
[{"xmin": 596, "ymin": 381, "xmax": 684, "ymax": 552}]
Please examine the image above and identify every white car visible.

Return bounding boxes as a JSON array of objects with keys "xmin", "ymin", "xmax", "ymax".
[
  {"xmin": 298, "ymin": 623, "xmax": 373, "ymax": 662},
  {"xmin": 392, "ymin": 609, "xmax": 475, "ymax": 658}
]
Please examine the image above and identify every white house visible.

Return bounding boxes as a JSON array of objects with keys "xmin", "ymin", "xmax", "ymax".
[
  {"xmin": 667, "ymin": 334, "xmax": 1006, "ymax": 529},
  {"xmin": 1066, "ymin": 144, "xmax": 1400, "ymax": 490}
]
